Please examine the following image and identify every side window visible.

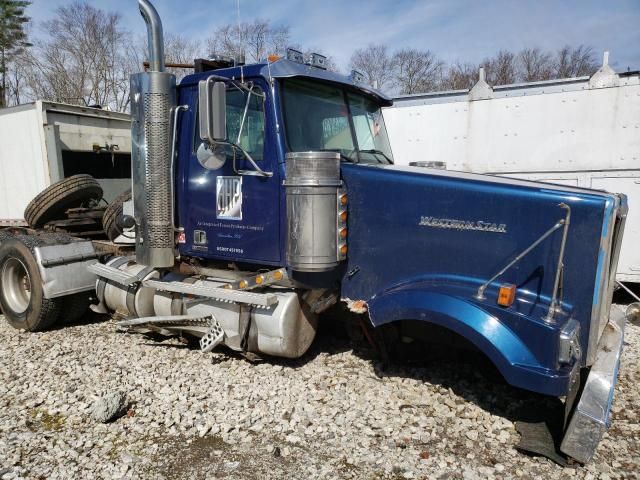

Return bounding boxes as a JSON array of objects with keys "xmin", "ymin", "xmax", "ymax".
[
  {"xmin": 226, "ymin": 87, "xmax": 265, "ymax": 161},
  {"xmin": 194, "ymin": 85, "xmax": 266, "ymax": 162}
]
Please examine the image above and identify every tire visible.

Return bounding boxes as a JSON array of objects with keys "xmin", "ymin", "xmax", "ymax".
[
  {"xmin": 102, "ymin": 189, "xmax": 132, "ymax": 241},
  {"xmin": 61, "ymin": 292, "xmax": 91, "ymax": 323},
  {"xmin": 24, "ymin": 174, "xmax": 103, "ymax": 228},
  {"xmin": 0, "ymin": 235, "xmax": 62, "ymax": 331},
  {"xmin": 0, "ymin": 230, "xmax": 13, "ymax": 244}
]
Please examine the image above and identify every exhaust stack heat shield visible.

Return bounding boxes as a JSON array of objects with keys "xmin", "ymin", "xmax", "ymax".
[{"xmin": 130, "ymin": 71, "xmax": 177, "ymax": 268}]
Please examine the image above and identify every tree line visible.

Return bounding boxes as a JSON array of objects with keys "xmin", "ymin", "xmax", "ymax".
[
  {"xmin": 350, "ymin": 44, "xmax": 600, "ymax": 94},
  {"xmin": 0, "ymin": 0, "xmax": 603, "ymax": 110}
]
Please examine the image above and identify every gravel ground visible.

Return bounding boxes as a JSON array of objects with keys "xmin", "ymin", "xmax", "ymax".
[{"xmin": 0, "ymin": 308, "xmax": 638, "ymax": 480}]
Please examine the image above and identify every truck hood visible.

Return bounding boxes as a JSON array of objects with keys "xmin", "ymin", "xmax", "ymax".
[{"xmin": 340, "ymin": 163, "xmax": 623, "ymax": 366}]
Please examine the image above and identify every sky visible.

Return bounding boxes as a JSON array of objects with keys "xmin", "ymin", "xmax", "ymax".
[{"xmin": 27, "ymin": 0, "xmax": 640, "ymax": 73}]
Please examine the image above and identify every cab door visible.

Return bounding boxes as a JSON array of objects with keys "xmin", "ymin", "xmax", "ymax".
[{"xmin": 178, "ymin": 80, "xmax": 281, "ymax": 265}]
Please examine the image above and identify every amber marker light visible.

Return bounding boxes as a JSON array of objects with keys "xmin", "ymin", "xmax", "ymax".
[
  {"xmin": 255, "ymin": 275, "xmax": 264, "ymax": 285},
  {"xmin": 497, "ymin": 284, "xmax": 516, "ymax": 307},
  {"xmin": 268, "ymin": 54, "xmax": 281, "ymax": 62},
  {"xmin": 340, "ymin": 245, "xmax": 348, "ymax": 255},
  {"xmin": 340, "ymin": 194, "xmax": 348, "ymax": 206},
  {"xmin": 273, "ymin": 270, "xmax": 283, "ymax": 281},
  {"xmin": 340, "ymin": 228, "xmax": 348, "ymax": 239},
  {"xmin": 239, "ymin": 280, "xmax": 248, "ymax": 289},
  {"xmin": 340, "ymin": 211, "xmax": 348, "ymax": 222}
]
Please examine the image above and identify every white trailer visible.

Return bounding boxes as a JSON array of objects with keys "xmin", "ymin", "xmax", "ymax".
[
  {"xmin": 0, "ymin": 101, "xmax": 132, "ymax": 226},
  {"xmin": 384, "ymin": 54, "xmax": 640, "ymax": 283}
]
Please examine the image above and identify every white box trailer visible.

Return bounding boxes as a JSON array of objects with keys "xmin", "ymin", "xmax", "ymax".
[
  {"xmin": 0, "ymin": 101, "xmax": 132, "ymax": 226},
  {"xmin": 384, "ymin": 55, "xmax": 640, "ymax": 283}
]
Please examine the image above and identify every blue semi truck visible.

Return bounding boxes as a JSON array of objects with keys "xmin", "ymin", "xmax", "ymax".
[{"xmin": 0, "ymin": 0, "xmax": 630, "ymax": 464}]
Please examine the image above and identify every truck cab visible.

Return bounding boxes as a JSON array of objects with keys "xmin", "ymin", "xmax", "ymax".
[{"xmin": 174, "ymin": 60, "xmax": 395, "ymax": 267}]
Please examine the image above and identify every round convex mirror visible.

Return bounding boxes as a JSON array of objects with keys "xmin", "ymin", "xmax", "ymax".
[{"xmin": 197, "ymin": 142, "xmax": 226, "ymax": 170}]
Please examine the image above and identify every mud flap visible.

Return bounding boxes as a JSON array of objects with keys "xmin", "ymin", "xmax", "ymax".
[{"xmin": 515, "ymin": 397, "xmax": 569, "ymax": 466}]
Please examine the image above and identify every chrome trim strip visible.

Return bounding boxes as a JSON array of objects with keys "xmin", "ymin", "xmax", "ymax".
[{"xmin": 586, "ymin": 196, "xmax": 626, "ymax": 365}]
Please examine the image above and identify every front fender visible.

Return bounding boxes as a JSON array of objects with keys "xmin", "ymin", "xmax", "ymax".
[{"xmin": 368, "ymin": 288, "xmax": 572, "ymax": 396}]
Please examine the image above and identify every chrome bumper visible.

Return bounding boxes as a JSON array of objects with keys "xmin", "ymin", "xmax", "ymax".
[{"xmin": 560, "ymin": 305, "xmax": 626, "ymax": 463}]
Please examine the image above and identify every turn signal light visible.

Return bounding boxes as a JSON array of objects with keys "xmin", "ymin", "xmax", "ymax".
[
  {"xmin": 339, "ymin": 211, "xmax": 348, "ymax": 222},
  {"xmin": 255, "ymin": 275, "xmax": 264, "ymax": 285},
  {"xmin": 339, "ymin": 244, "xmax": 348, "ymax": 256},
  {"xmin": 268, "ymin": 54, "xmax": 281, "ymax": 62},
  {"xmin": 273, "ymin": 270, "xmax": 283, "ymax": 281},
  {"xmin": 340, "ymin": 194, "xmax": 348, "ymax": 206},
  {"xmin": 239, "ymin": 280, "xmax": 248, "ymax": 289},
  {"xmin": 497, "ymin": 284, "xmax": 516, "ymax": 307},
  {"xmin": 339, "ymin": 228, "xmax": 348, "ymax": 239}
]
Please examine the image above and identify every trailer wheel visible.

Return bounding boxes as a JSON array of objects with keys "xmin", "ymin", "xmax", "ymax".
[
  {"xmin": 0, "ymin": 236, "xmax": 61, "ymax": 331},
  {"xmin": 24, "ymin": 174, "xmax": 103, "ymax": 228},
  {"xmin": 102, "ymin": 189, "xmax": 132, "ymax": 241}
]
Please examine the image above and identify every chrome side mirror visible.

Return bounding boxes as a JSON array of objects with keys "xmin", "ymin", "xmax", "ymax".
[{"xmin": 198, "ymin": 79, "xmax": 226, "ymax": 143}]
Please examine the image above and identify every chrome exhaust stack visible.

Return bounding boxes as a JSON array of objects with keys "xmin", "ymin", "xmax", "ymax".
[{"xmin": 130, "ymin": 0, "xmax": 176, "ymax": 268}]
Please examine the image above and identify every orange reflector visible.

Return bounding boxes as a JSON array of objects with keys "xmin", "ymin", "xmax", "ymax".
[
  {"xmin": 268, "ymin": 54, "xmax": 281, "ymax": 62},
  {"xmin": 340, "ymin": 194, "xmax": 348, "ymax": 206},
  {"xmin": 340, "ymin": 211, "xmax": 348, "ymax": 222},
  {"xmin": 339, "ymin": 244, "xmax": 348, "ymax": 255},
  {"xmin": 497, "ymin": 284, "xmax": 516, "ymax": 307},
  {"xmin": 255, "ymin": 275, "xmax": 264, "ymax": 285},
  {"xmin": 273, "ymin": 270, "xmax": 283, "ymax": 281}
]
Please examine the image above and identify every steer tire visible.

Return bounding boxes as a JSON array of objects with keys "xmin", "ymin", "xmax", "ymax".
[
  {"xmin": 0, "ymin": 235, "xmax": 62, "ymax": 331},
  {"xmin": 102, "ymin": 189, "xmax": 132, "ymax": 241},
  {"xmin": 24, "ymin": 174, "xmax": 103, "ymax": 228}
]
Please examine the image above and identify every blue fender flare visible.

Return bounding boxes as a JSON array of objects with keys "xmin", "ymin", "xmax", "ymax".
[{"xmin": 367, "ymin": 288, "xmax": 571, "ymax": 396}]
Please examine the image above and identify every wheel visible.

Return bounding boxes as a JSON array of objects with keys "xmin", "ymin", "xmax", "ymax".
[
  {"xmin": 102, "ymin": 189, "xmax": 132, "ymax": 241},
  {"xmin": 61, "ymin": 292, "xmax": 91, "ymax": 323},
  {"xmin": 0, "ymin": 236, "xmax": 62, "ymax": 331},
  {"xmin": 24, "ymin": 174, "xmax": 103, "ymax": 228},
  {"xmin": 0, "ymin": 230, "xmax": 13, "ymax": 244}
]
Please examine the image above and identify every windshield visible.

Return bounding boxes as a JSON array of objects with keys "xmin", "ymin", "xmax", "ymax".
[{"xmin": 281, "ymin": 78, "xmax": 394, "ymax": 164}]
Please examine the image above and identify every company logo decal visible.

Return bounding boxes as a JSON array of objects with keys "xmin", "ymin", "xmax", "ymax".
[{"xmin": 419, "ymin": 216, "xmax": 507, "ymax": 233}]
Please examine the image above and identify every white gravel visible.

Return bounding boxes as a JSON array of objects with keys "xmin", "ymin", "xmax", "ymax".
[{"xmin": 0, "ymin": 310, "xmax": 638, "ymax": 479}]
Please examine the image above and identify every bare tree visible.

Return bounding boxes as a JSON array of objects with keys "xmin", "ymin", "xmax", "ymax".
[
  {"xmin": 349, "ymin": 44, "xmax": 395, "ymax": 91},
  {"xmin": 518, "ymin": 47, "xmax": 553, "ymax": 82},
  {"xmin": 5, "ymin": 49, "xmax": 32, "ymax": 105},
  {"xmin": 554, "ymin": 44, "xmax": 598, "ymax": 78},
  {"xmin": 24, "ymin": 1, "xmax": 130, "ymax": 109},
  {"xmin": 206, "ymin": 20, "xmax": 290, "ymax": 63},
  {"xmin": 481, "ymin": 50, "xmax": 518, "ymax": 86},
  {"xmin": 441, "ymin": 61, "xmax": 477, "ymax": 90},
  {"xmin": 392, "ymin": 48, "xmax": 444, "ymax": 94}
]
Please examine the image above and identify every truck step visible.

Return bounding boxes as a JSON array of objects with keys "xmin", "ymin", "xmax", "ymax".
[
  {"xmin": 118, "ymin": 314, "xmax": 212, "ymax": 328},
  {"xmin": 143, "ymin": 279, "xmax": 279, "ymax": 308},
  {"xmin": 118, "ymin": 314, "xmax": 224, "ymax": 352},
  {"xmin": 200, "ymin": 318, "xmax": 224, "ymax": 353},
  {"xmin": 88, "ymin": 262, "xmax": 139, "ymax": 286}
]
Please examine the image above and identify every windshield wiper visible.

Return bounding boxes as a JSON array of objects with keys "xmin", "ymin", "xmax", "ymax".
[
  {"xmin": 358, "ymin": 149, "xmax": 393, "ymax": 164},
  {"xmin": 319, "ymin": 149, "xmax": 355, "ymax": 163}
]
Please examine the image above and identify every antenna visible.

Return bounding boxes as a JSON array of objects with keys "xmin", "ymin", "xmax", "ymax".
[{"xmin": 237, "ymin": 0, "xmax": 244, "ymax": 83}]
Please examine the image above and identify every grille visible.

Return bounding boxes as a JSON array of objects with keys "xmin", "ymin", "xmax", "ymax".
[
  {"xmin": 285, "ymin": 152, "xmax": 341, "ymax": 186},
  {"xmin": 143, "ymin": 92, "xmax": 172, "ymax": 248}
]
